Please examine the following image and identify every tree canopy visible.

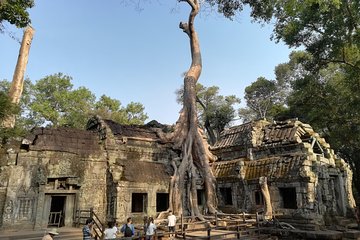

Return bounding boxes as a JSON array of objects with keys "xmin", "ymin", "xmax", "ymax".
[
  {"xmin": 0, "ymin": 73, "xmax": 149, "ymax": 131},
  {"xmin": 279, "ymin": 55, "xmax": 360, "ymax": 193},
  {"xmin": 238, "ymin": 77, "xmax": 285, "ymax": 122},
  {"xmin": 0, "ymin": 0, "xmax": 34, "ymax": 32},
  {"xmin": 177, "ymin": 83, "xmax": 240, "ymax": 144}
]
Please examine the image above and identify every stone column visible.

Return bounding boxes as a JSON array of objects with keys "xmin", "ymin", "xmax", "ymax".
[
  {"xmin": 33, "ymin": 185, "xmax": 47, "ymax": 230},
  {"xmin": 64, "ymin": 194, "xmax": 75, "ymax": 226}
]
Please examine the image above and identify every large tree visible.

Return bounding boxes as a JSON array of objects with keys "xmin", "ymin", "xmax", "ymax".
[
  {"xmin": 162, "ymin": 0, "xmax": 218, "ymax": 218},
  {"xmin": 0, "ymin": 78, "xmax": 37, "ymax": 132},
  {"xmin": 282, "ymin": 60, "xmax": 360, "ymax": 194},
  {"xmin": 1, "ymin": 0, "xmax": 34, "ymax": 128},
  {"xmin": 2, "ymin": 26, "xmax": 34, "ymax": 128},
  {"xmin": 238, "ymin": 77, "xmax": 283, "ymax": 122},
  {"xmin": 94, "ymin": 95, "xmax": 148, "ymax": 125}
]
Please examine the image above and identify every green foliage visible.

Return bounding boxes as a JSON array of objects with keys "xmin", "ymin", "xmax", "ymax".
[
  {"xmin": 205, "ymin": 0, "xmax": 244, "ymax": 19},
  {"xmin": 1, "ymin": 73, "xmax": 148, "ymax": 130},
  {"xmin": 243, "ymin": 0, "xmax": 360, "ymax": 72},
  {"xmin": 0, "ymin": 90, "xmax": 23, "ymax": 142},
  {"xmin": 0, "ymin": 90, "xmax": 17, "ymax": 121},
  {"xmin": 269, "ymin": 50, "xmax": 360, "ymax": 192},
  {"xmin": 94, "ymin": 95, "xmax": 148, "ymax": 125},
  {"xmin": 29, "ymin": 73, "xmax": 148, "ymax": 128},
  {"xmin": 208, "ymin": 1, "xmax": 359, "ymax": 73},
  {"xmin": 29, "ymin": 73, "xmax": 95, "ymax": 128},
  {"xmin": 123, "ymin": 102, "xmax": 148, "ymax": 125},
  {"xmin": 177, "ymin": 83, "xmax": 240, "ymax": 144},
  {"xmin": 239, "ymin": 77, "xmax": 285, "ymax": 122},
  {"xmin": 0, "ymin": 0, "xmax": 34, "ymax": 31}
]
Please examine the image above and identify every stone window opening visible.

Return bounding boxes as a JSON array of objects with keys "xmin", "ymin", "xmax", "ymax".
[
  {"xmin": 197, "ymin": 189, "xmax": 205, "ymax": 206},
  {"xmin": 220, "ymin": 187, "xmax": 233, "ymax": 205},
  {"xmin": 17, "ymin": 198, "xmax": 33, "ymax": 220},
  {"xmin": 254, "ymin": 191, "xmax": 264, "ymax": 206},
  {"xmin": 131, "ymin": 193, "xmax": 147, "ymax": 213},
  {"xmin": 156, "ymin": 193, "xmax": 169, "ymax": 212},
  {"xmin": 279, "ymin": 187, "xmax": 297, "ymax": 209}
]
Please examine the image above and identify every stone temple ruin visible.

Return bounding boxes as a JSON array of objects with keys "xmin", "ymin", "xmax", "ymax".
[{"xmin": 0, "ymin": 116, "xmax": 356, "ymax": 230}]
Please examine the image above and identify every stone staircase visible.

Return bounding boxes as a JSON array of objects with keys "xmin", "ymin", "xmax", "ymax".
[{"xmin": 0, "ymin": 227, "xmax": 83, "ymax": 240}]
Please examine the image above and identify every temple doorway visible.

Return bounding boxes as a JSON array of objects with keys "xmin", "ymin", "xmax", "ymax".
[
  {"xmin": 48, "ymin": 196, "xmax": 66, "ymax": 227},
  {"xmin": 44, "ymin": 194, "xmax": 76, "ymax": 227}
]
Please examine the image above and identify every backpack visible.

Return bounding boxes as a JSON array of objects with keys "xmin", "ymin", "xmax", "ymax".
[{"xmin": 124, "ymin": 224, "xmax": 132, "ymax": 237}]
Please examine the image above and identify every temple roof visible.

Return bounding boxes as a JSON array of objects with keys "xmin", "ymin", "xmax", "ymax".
[
  {"xmin": 103, "ymin": 119, "xmax": 160, "ymax": 140},
  {"xmin": 211, "ymin": 119, "xmax": 330, "ymax": 150},
  {"xmin": 86, "ymin": 116, "xmax": 170, "ymax": 142},
  {"xmin": 23, "ymin": 127, "xmax": 101, "ymax": 155},
  {"xmin": 212, "ymin": 155, "xmax": 305, "ymax": 181}
]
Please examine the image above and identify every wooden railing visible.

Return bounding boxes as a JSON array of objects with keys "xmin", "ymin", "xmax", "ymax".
[
  {"xmin": 90, "ymin": 208, "xmax": 105, "ymax": 240},
  {"xmin": 175, "ymin": 212, "xmax": 261, "ymax": 239},
  {"xmin": 48, "ymin": 211, "xmax": 62, "ymax": 227},
  {"xmin": 74, "ymin": 208, "xmax": 105, "ymax": 240},
  {"xmin": 74, "ymin": 209, "xmax": 91, "ymax": 227}
]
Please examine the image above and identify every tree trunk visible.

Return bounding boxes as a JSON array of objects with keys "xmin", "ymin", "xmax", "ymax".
[
  {"xmin": 196, "ymin": 96, "xmax": 216, "ymax": 145},
  {"xmin": 259, "ymin": 176, "xmax": 273, "ymax": 219},
  {"xmin": 2, "ymin": 26, "xmax": 34, "ymax": 128},
  {"xmin": 168, "ymin": 0, "xmax": 217, "ymax": 219}
]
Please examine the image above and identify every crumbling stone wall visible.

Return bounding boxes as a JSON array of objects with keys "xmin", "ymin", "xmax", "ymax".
[
  {"xmin": 0, "ymin": 128, "xmax": 107, "ymax": 230},
  {"xmin": 211, "ymin": 119, "xmax": 356, "ymax": 226}
]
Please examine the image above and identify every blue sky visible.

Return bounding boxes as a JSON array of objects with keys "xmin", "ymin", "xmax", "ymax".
[{"xmin": 0, "ymin": 0, "xmax": 293, "ymax": 125}]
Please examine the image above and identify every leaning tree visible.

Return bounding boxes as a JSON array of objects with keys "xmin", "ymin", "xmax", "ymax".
[{"xmin": 1, "ymin": 0, "xmax": 34, "ymax": 128}]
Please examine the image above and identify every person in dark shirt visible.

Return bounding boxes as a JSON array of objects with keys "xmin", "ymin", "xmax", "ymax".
[{"xmin": 83, "ymin": 218, "xmax": 94, "ymax": 240}]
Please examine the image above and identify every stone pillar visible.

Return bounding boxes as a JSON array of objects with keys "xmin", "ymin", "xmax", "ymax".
[
  {"xmin": 34, "ymin": 186, "xmax": 47, "ymax": 230},
  {"xmin": 64, "ymin": 194, "xmax": 75, "ymax": 226},
  {"xmin": 147, "ymin": 188, "xmax": 156, "ymax": 217},
  {"xmin": 335, "ymin": 175, "xmax": 346, "ymax": 216}
]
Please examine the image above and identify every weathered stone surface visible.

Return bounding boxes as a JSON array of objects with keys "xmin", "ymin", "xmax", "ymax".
[
  {"xmin": 0, "ymin": 117, "xmax": 355, "ymax": 231},
  {"xmin": 212, "ymin": 119, "xmax": 356, "ymax": 228}
]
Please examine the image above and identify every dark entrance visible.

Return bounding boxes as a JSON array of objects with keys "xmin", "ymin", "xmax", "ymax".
[
  {"xmin": 279, "ymin": 187, "xmax": 297, "ymax": 209},
  {"xmin": 131, "ymin": 193, "xmax": 147, "ymax": 213},
  {"xmin": 156, "ymin": 193, "xmax": 169, "ymax": 212},
  {"xmin": 220, "ymin": 187, "xmax": 233, "ymax": 205},
  {"xmin": 49, "ymin": 196, "xmax": 66, "ymax": 227}
]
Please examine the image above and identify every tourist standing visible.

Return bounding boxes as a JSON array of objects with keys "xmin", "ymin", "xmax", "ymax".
[
  {"xmin": 167, "ymin": 210, "xmax": 176, "ymax": 238},
  {"xmin": 104, "ymin": 221, "xmax": 117, "ymax": 239},
  {"xmin": 83, "ymin": 218, "xmax": 94, "ymax": 240},
  {"xmin": 145, "ymin": 217, "xmax": 157, "ymax": 240},
  {"xmin": 142, "ymin": 216, "xmax": 148, "ymax": 239},
  {"xmin": 120, "ymin": 217, "xmax": 135, "ymax": 239},
  {"xmin": 42, "ymin": 228, "xmax": 59, "ymax": 240}
]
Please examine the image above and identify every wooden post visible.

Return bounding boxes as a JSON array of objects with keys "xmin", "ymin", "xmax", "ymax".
[
  {"xmin": 237, "ymin": 225, "xmax": 240, "ymax": 239},
  {"xmin": 215, "ymin": 212, "xmax": 218, "ymax": 228},
  {"xmin": 207, "ymin": 226, "xmax": 211, "ymax": 240},
  {"xmin": 181, "ymin": 214, "xmax": 184, "ymax": 235},
  {"xmin": 90, "ymin": 207, "xmax": 94, "ymax": 219},
  {"xmin": 101, "ymin": 224, "xmax": 105, "ymax": 240}
]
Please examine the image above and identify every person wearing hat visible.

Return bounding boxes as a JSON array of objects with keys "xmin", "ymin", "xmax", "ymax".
[{"xmin": 42, "ymin": 228, "xmax": 59, "ymax": 240}]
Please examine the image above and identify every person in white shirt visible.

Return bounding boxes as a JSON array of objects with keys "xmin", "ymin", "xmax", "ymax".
[
  {"xmin": 167, "ymin": 211, "xmax": 176, "ymax": 238},
  {"xmin": 145, "ymin": 217, "xmax": 157, "ymax": 240},
  {"xmin": 104, "ymin": 221, "xmax": 117, "ymax": 239}
]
